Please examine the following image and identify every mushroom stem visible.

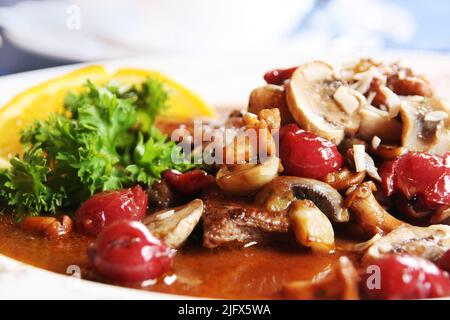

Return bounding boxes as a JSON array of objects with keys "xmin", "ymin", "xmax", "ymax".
[
  {"xmin": 289, "ymin": 200, "xmax": 335, "ymax": 253},
  {"xmin": 19, "ymin": 215, "xmax": 72, "ymax": 239},
  {"xmin": 345, "ymin": 182, "xmax": 406, "ymax": 235},
  {"xmin": 323, "ymin": 167, "xmax": 366, "ymax": 191},
  {"xmin": 371, "ymin": 144, "xmax": 407, "ymax": 160},
  {"xmin": 283, "ymin": 256, "xmax": 360, "ymax": 300},
  {"xmin": 215, "ymin": 157, "xmax": 280, "ymax": 196}
]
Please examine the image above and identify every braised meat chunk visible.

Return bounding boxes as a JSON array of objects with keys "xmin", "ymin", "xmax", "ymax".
[{"xmin": 201, "ymin": 189, "xmax": 289, "ymax": 248}]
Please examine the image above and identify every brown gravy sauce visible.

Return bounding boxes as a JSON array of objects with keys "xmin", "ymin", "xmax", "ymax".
[
  {"xmin": 0, "ymin": 119, "xmax": 363, "ymax": 299},
  {"xmin": 0, "ymin": 215, "xmax": 360, "ymax": 299}
]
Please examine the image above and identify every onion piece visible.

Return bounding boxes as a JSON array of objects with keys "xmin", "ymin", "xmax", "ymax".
[
  {"xmin": 352, "ymin": 144, "xmax": 381, "ymax": 181},
  {"xmin": 364, "ymin": 153, "xmax": 382, "ymax": 182},
  {"xmin": 353, "ymin": 145, "xmax": 366, "ymax": 172},
  {"xmin": 371, "ymin": 136, "xmax": 381, "ymax": 150}
]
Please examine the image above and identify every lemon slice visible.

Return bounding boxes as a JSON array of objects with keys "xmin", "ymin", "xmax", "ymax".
[
  {"xmin": 111, "ymin": 68, "xmax": 216, "ymax": 119},
  {"xmin": 0, "ymin": 66, "xmax": 216, "ymax": 162},
  {"xmin": 0, "ymin": 65, "xmax": 108, "ymax": 162}
]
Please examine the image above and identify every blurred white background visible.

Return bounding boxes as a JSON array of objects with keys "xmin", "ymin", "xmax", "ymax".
[
  {"xmin": 0, "ymin": 0, "xmax": 314, "ymax": 60},
  {"xmin": 0, "ymin": 0, "xmax": 449, "ymax": 74}
]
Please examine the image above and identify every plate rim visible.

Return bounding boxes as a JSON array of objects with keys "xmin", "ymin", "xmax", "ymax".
[{"xmin": 1, "ymin": 52, "xmax": 450, "ymax": 299}]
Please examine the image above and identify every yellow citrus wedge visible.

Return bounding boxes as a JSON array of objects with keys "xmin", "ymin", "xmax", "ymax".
[
  {"xmin": 111, "ymin": 68, "xmax": 217, "ymax": 119},
  {"xmin": 0, "ymin": 65, "xmax": 109, "ymax": 161},
  {"xmin": 0, "ymin": 66, "xmax": 216, "ymax": 162}
]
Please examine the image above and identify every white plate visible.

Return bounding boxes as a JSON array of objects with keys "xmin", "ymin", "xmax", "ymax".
[
  {"xmin": 1, "ymin": 52, "xmax": 450, "ymax": 299},
  {"xmin": 0, "ymin": 0, "xmax": 313, "ymax": 61}
]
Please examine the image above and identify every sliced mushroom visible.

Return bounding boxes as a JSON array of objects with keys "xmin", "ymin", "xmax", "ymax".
[
  {"xmin": 289, "ymin": 200, "xmax": 335, "ymax": 253},
  {"xmin": 333, "ymin": 85, "xmax": 366, "ymax": 115},
  {"xmin": 248, "ymin": 85, "xmax": 294, "ymax": 125},
  {"xmin": 283, "ymin": 256, "xmax": 359, "ymax": 300},
  {"xmin": 400, "ymin": 97, "xmax": 450, "ymax": 153},
  {"xmin": 286, "ymin": 61, "xmax": 364, "ymax": 144},
  {"xmin": 143, "ymin": 199, "xmax": 204, "ymax": 249},
  {"xmin": 357, "ymin": 105, "xmax": 402, "ymax": 144},
  {"xmin": 364, "ymin": 224, "xmax": 450, "ymax": 264},
  {"xmin": 255, "ymin": 176, "xmax": 349, "ymax": 223},
  {"xmin": 323, "ymin": 167, "xmax": 366, "ymax": 192},
  {"xmin": 345, "ymin": 182, "xmax": 406, "ymax": 235},
  {"xmin": 215, "ymin": 157, "xmax": 280, "ymax": 196}
]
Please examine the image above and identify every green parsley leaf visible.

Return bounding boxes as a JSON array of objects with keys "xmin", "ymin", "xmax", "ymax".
[
  {"xmin": 126, "ymin": 130, "xmax": 194, "ymax": 186},
  {"xmin": 0, "ymin": 77, "xmax": 198, "ymax": 216},
  {"xmin": 0, "ymin": 147, "xmax": 65, "ymax": 215}
]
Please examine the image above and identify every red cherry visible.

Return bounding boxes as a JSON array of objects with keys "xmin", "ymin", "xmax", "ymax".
[
  {"xmin": 426, "ymin": 173, "xmax": 450, "ymax": 207},
  {"xmin": 396, "ymin": 153, "xmax": 445, "ymax": 199},
  {"xmin": 76, "ymin": 185, "xmax": 148, "ymax": 236},
  {"xmin": 437, "ymin": 250, "xmax": 450, "ymax": 273},
  {"xmin": 162, "ymin": 169, "xmax": 215, "ymax": 196},
  {"xmin": 263, "ymin": 66, "xmax": 298, "ymax": 85},
  {"xmin": 88, "ymin": 220, "xmax": 175, "ymax": 282},
  {"xmin": 278, "ymin": 123, "xmax": 299, "ymax": 142},
  {"xmin": 361, "ymin": 255, "xmax": 450, "ymax": 300},
  {"xmin": 279, "ymin": 124, "xmax": 343, "ymax": 179},
  {"xmin": 379, "ymin": 159, "xmax": 398, "ymax": 197},
  {"xmin": 380, "ymin": 152, "xmax": 450, "ymax": 209}
]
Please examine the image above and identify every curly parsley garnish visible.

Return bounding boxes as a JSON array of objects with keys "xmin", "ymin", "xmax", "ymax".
[{"xmin": 0, "ymin": 79, "xmax": 195, "ymax": 215}]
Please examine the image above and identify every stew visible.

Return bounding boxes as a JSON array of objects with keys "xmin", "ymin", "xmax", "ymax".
[{"xmin": 1, "ymin": 58, "xmax": 450, "ymax": 300}]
